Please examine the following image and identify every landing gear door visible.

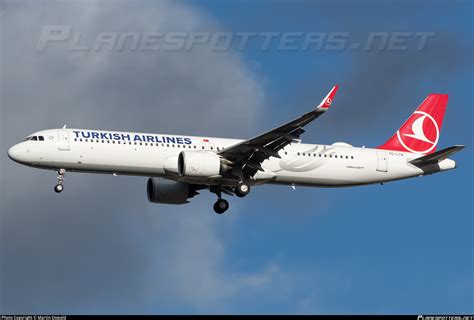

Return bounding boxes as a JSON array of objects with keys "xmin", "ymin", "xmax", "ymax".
[
  {"xmin": 58, "ymin": 129, "xmax": 70, "ymax": 151},
  {"xmin": 376, "ymin": 151, "xmax": 388, "ymax": 172}
]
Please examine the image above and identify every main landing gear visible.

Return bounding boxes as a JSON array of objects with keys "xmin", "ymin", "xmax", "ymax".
[
  {"xmin": 235, "ymin": 183, "xmax": 250, "ymax": 198},
  {"xmin": 210, "ymin": 183, "xmax": 250, "ymax": 214},
  {"xmin": 210, "ymin": 186, "xmax": 229, "ymax": 214},
  {"xmin": 213, "ymin": 198, "xmax": 229, "ymax": 214},
  {"xmin": 54, "ymin": 168, "xmax": 66, "ymax": 193}
]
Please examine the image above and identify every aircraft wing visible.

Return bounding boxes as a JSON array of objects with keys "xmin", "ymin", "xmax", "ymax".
[{"xmin": 219, "ymin": 85, "xmax": 339, "ymax": 178}]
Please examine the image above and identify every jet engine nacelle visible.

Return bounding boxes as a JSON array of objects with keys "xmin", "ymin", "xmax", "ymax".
[
  {"xmin": 178, "ymin": 151, "xmax": 224, "ymax": 178},
  {"xmin": 147, "ymin": 177, "xmax": 190, "ymax": 204}
]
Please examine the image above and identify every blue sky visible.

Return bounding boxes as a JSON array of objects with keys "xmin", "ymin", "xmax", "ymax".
[{"xmin": 1, "ymin": 0, "xmax": 472, "ymax": 314}]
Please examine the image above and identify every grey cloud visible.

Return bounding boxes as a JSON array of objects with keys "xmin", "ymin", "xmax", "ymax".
[
  {"xmin": 1, "ymin": 1, "xmax": 263, "ymax": 138},
  {"xmin": 0, "ymin": 0, "xmax": 283, "ymax": 314}
]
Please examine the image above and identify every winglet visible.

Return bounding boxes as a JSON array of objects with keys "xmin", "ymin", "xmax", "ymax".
[{"xmin": 316, "ymin": 85, "xmax": 339, "ymax": 111}]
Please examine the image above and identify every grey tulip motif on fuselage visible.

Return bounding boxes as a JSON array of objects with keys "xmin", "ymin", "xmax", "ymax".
[{"xmin": 276, "ymin": 145, "xmax": 335, "ymax": 173}]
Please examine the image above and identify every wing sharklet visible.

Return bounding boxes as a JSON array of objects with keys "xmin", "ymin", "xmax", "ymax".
[{"xmin": 316, "ymin": 85, "xmax": 339, "ymax": 110}]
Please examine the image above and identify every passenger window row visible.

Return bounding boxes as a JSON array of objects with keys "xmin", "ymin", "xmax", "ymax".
[
  {"xmin": 74, "ymin": 138, "xmax": 209, "ymax": 149},
  {"xmin": 283, "ymin": 151, "xmax": 354, "ymax": 159}
]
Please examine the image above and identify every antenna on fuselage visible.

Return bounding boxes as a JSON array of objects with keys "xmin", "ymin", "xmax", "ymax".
[{"xmin": 62, "ymin": 124, "xmax": 67, "ymax": 129}]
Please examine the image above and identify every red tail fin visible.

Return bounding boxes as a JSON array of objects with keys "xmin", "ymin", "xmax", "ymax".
[{"xmin": 377, "ymin": 94, "xmax": 448, "ymax": 155}]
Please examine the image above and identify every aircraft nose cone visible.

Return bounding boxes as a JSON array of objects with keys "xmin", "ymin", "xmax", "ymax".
[{"xmin": 8, "ymin": 144, "xmax": 20, "ymax": 161}]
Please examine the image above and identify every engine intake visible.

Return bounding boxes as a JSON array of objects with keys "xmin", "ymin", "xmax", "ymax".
[{"xmin": 178, "ymin": 151, "xmax": 224, "ymax": 178}]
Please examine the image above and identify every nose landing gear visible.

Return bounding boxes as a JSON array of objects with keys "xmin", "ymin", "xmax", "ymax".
[{"xmin": 54, "ymin": 168, "xmax": 66, "ymax": 193}]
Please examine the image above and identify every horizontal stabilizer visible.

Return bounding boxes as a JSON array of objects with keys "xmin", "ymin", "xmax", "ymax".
[{"xmin": 409, "ymin": 145, "xmax": 465, "ymax": 166}]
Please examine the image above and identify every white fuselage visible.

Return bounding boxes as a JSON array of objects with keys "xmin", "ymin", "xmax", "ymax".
[{"xmin": 7, "ymin": 128, "xmax": 456, "ymax": 187}]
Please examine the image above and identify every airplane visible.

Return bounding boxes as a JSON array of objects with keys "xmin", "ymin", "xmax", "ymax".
[{"xmin": 7, "ymin": 85, "xmax": 465, "ymax": 214}]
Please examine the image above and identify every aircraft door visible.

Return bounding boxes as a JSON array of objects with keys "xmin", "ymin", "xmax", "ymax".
[
  {"xmin": 376, "ymin": 151, "xmax": 388, "ymax": 172},
  {"xmin": 58, "ymin": 129, "xmax": 70, "ymax": 151}
]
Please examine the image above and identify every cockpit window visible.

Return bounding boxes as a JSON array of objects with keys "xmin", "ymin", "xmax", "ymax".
[{"xmin": 24, "ymin": 136, "xmax": 45, "ymax": 142}]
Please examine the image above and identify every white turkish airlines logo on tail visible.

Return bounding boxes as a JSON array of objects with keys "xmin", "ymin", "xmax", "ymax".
[
  {"xmin": 403, "ymin": 115, "xmax": 434, "ymax": 143},
  {"xmin": 325, "ymin": 97, "xmax": 332, "ymax": 106},
  {"xmin": 396, "ymin": 111, "xmax": 439, "ymax": 154}
]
